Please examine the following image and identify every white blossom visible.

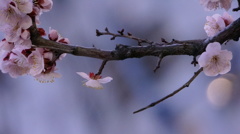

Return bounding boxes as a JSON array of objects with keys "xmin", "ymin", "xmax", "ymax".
[
  {"xmin": 77, "ymin": 72, "xmax": 113, "ymax": 89},
  {"xmin": 198, "ymin": 42, "xmax": 232, "ymax": 76}
]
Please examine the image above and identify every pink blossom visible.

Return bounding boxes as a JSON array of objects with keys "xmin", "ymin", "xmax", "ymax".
[
  {"xmin": 0, "ymin": 39, "xmax": 14, "ymax": 52},
  {"xmin": 0, "ymin": 50, "xmax": 30, "ymax": 78},
  {"xmin": 3, "ymin": 14, "xmax": 32, "ymax": 42},
  {"xmin": 39, "ymin": 0, "xmax": 53, "ymax": 12},
  {"xmin": 34, "ymin": 50, "xmax": 62, "ymax": 83},
  {"xmin": 198, "ymin": 42, "xmax": 232, "ymax": 76},
  {"xmin": 48, "ymin": 27, "xmax": 58, "ymax": 41},
  {"xmin": 14, "ymin": 30, "xmax": 32, "ymax": 50},
  {"xmin": 28, "ymin": 50, "xmax": 44, "ymax": 76},
  {"xmin": 222, "ymin": 12, "xmax": 234, "ymax": 25},
  {"xmin": 204, "ymin": 12, "xmax": 234, "ymax": 37},
  {"xmin": 0, "ymin": 1, "xmax": 22, "ymax": 27},
  {"xmin": 14, "ymin": 0, "xmax": 33, "ymax": 14},
  {"xmin": 33, "ymin": 0, "xmax": 53, "ymax": 13},
  {"xmin": 48, "ymin": 27, "xmax": 70, "ymax": 44}
]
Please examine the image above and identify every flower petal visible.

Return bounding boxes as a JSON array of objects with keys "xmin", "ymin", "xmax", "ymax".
[
  {"xmin": 206, "ymin": 42, "xmax": 221, "ymax": 52},
  {"xmin": 84, "ymin": 79, "xmax": 103, "ymax": 89},
  {"xmin": 98, "ymin": 77, "xmax": 113, "ymax": 84},
  {"xmin": 76, "ymin": 72, "xmax": 91, "ymax": 80}
]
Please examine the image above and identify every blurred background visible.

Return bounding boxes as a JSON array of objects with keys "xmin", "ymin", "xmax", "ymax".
[{"xmin": 0, "ymin": 0, "xmax": 240, "ymax": 134}]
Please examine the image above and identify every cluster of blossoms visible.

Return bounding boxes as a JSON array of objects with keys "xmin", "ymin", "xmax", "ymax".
[
  {"xmin": 0, "ymin": 0, "xmax": 236, "ymax": 88},
  {"xmin": 200, "ymin": 0, "xmax": 232, "ymax": 11},
  {"xmin": 0, "ymin": 0, "xmax": 70, "ymax": 83},
  {"xmin": 199, "ymin": 0, "xmax": 234, "ymax": 77},
  {"xmin": 0, "ymin": 0, "xmax": 112, "ymax": 88}
]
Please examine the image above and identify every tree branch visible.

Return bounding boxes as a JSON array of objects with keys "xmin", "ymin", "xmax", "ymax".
[{"xmin": 30, "ymin": 17, "xmax": 240, "ymax": 61}]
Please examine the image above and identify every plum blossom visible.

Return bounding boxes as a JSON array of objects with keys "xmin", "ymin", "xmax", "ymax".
[
  {"xmin": 48, "ymin": 27, "xmax": 70, "ymax": 44},
  {"xmin": 198, "ymin": 42, "xmax": 232, "ymax": 76},
  {"xmin": 77, "ymin": 72, "xmax": 113, "ymax": 89},
  {"xmin": 221, "ymin": 12, "xmax": 234, "ymax": 25},
  {"xmin": 200, "ymin": 0, "xmax": 232, "ymax": 11},
  {"xmin": 34, "ymin": 70, "xmax": 61, "ymax": 83},
  {"xmin": 13, "ymin": 29, "xmax": 32, "ymax": 50},
  {"xmin": 33, "ymin": 49, "xmax": 61, "ymax": 83},
  {"xmin": 39, "ymin": 0, "xmax": 53, "ymax": 12},
  {"xmin": 33, "ymin": 0, "xmax": 53, "ymax": 13},
  {"xmin": 13, "ymin": 0, "xmax": 33, "ymax": 14},
  {"xmin": 0, "ymin": 0, "xmax": 32, "ymax": 28},
  {"xmin": 0, "ymin": 0, "xmax": 68, "ymax": 82},
  {"xmin": 204, "ymin": 12, "xmax": 234, "ymax": 37},
  {"xmin": 28, "ymin": 49, "xmax": 44, "ymax": 76},
  {"xmin": 0, "ymin": 50, "xmax": 31, "ymax": 78},
  {"xmin": 0, "ymin": 39, "xmax": 14, "ymax": 52},
  {"xmin": 0, "ymin": 0, "xmax": 21, "ymax": 26},
  {"xmin": 0, "ymin": 0, "xmax": 33, "ymax": 49},
  {"xmin": 4, "ymin": 17, "xmax": 32, "ymax": 43}
]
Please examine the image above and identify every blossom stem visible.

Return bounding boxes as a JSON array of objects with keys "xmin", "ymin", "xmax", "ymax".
[
  {"xmin": 96, "ymin": 60, "xmax": 108, "ymax": 75},
  {"xmin": 133, "ymin": 67, "xmax": 203, "ymax": 114}
]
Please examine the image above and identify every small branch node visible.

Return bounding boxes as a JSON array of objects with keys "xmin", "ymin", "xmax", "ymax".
[
  {"xmin": 105, "ymin": 27, "xmax": 109, "ymax": 32},
  {"xmin": 96, "ymin": 29, "xmax": 102, "ymax": 36},
  {"xmin": 110, "ymin": 36, "xmax": 116, "ymax": 40},
  {"xmin": 191, "ymin": 56, "xmax": 198, "ymax": 67},
  {"xmin": 161, "ymin": 38, "xmax": 169, "ymax": 44},
  {"xmin": 117, "ymin": 29, "xmax": 125, "ymax": 35},
  {"xmin": 127, "ymin": 32, "xmax": 132, "ymax": 36}
]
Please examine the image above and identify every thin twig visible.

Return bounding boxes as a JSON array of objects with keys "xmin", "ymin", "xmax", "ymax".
[
  {"xmin": 153, "ymin": 54, "xmax": 163, "ymax": 72},
  {"xmin": 96, "ymin": 60, "xmax": 108, "ymax": 75},
  {"xmin": 133, "ymin": 67, "xmax": 203, "ymax": 114},
  {"xmin": 96, "ymin": 28, "xmax": 154, "ymax": 45}
]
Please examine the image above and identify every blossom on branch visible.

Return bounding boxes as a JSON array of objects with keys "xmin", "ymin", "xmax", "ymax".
[
  {"xmin": 198, "ymin": 42, "xmax": 232, "ymax": 76},
  {"xmin": 77, "ymin": 72, "xmax": 113, "ymax": 89},
  {"xmin": 14, "ymin": 0, "xmax": 33, "ymax": 14},
  {"xmin": 34, "ymin": 0, "xmax": 53, "ymax": 12},
  {"xmin": 34, "ymin": 68, "xmax": 61, "ymax": 83},
  {"xmin": 0, "ymin": 49, "xmax": 31, "ymax": 78},
  {"xmin": 200, "ymin": 0, "xmax": 232, "ymax": 11},
  {"xmin": 204, "ymin": 12, "xmax": 234, "ymax": 37}
]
